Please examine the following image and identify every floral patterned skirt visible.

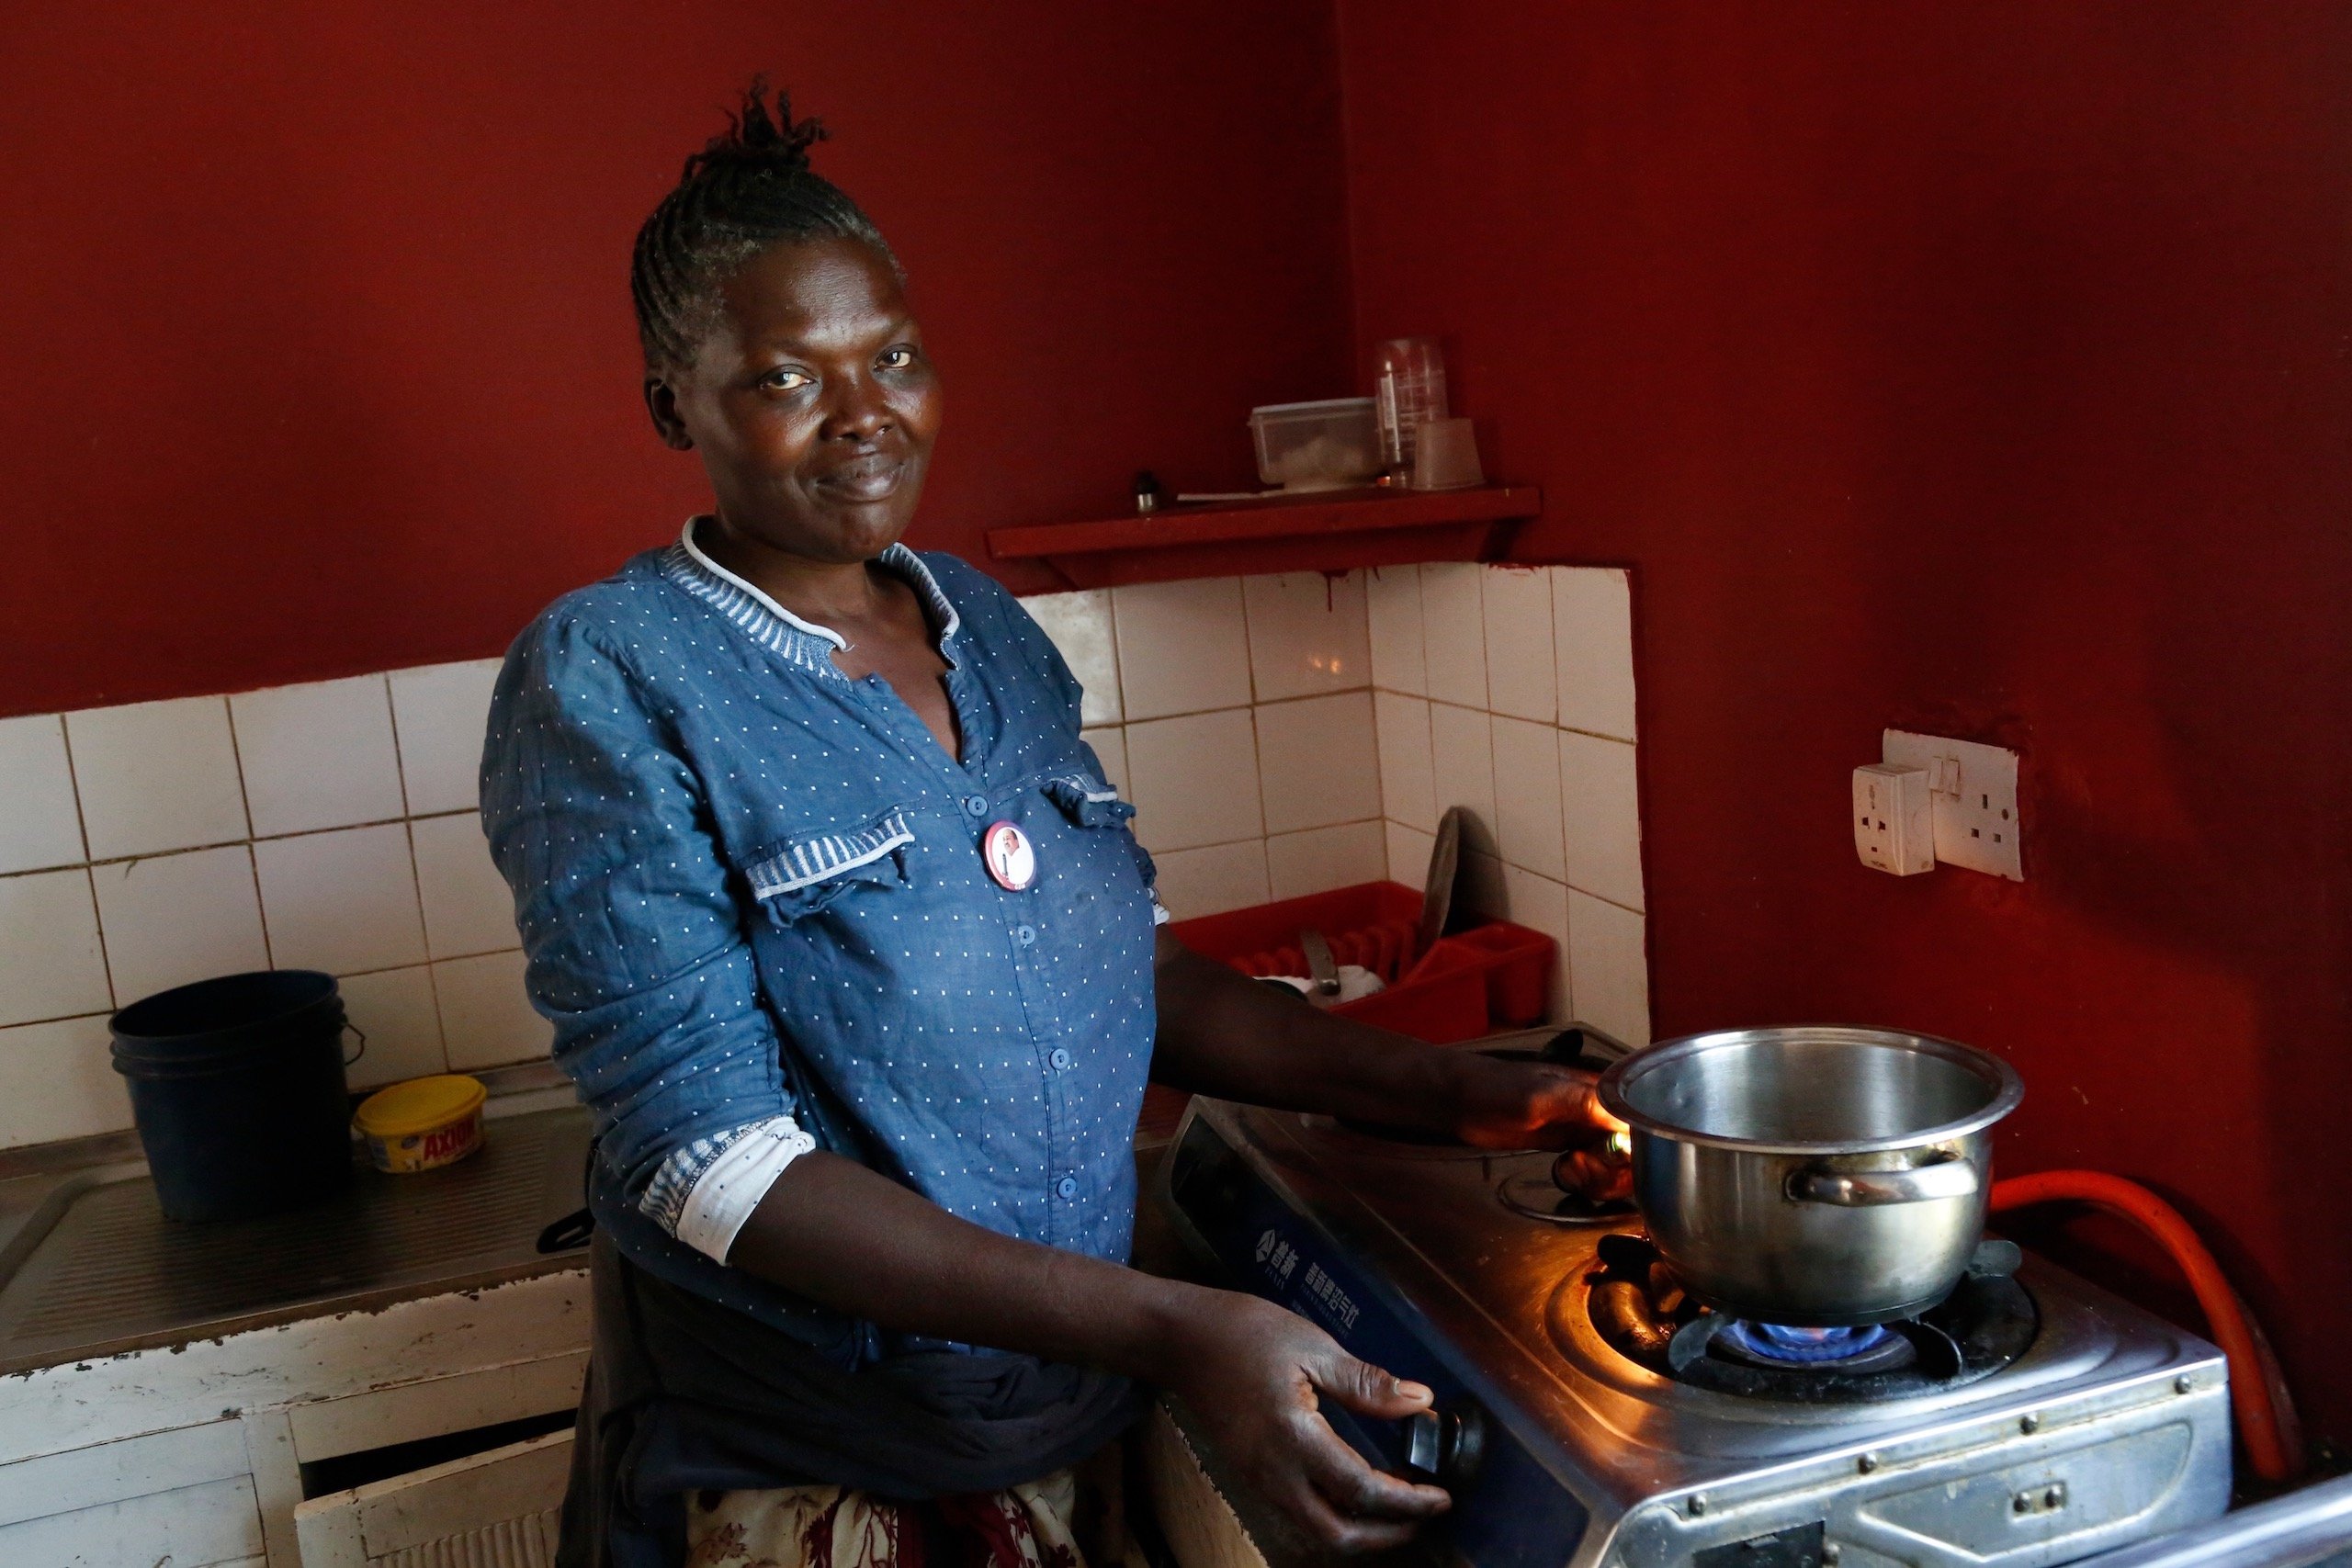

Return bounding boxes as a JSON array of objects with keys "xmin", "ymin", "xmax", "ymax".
[{"xmin": 684, "ymin": 1442, "xmax": 1145, "ymax": 1568}]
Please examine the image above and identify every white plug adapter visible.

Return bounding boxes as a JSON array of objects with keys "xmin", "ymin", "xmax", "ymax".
[{"xmin": 1854, "ymin": 763, "xmax": 1934, "ymax": 875}]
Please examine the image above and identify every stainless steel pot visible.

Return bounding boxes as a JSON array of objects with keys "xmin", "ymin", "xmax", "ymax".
[{"xmin": 1597, "ymin": 1026, "xmax": 2024, "ymax": 1326}]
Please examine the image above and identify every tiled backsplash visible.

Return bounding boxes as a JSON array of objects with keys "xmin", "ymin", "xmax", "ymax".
[
  {"xmin": 1027, "ymin": 572, "xmax": 1390, "ymax": 919},
  {"xmin": 0, "ymin": 663, "xmax": 532, "ymax": 1147},
  {"xmin": 1025, "ymin": 561, "xmax": 1649, "ymax": 1048},
  {"xmin": 0, "ymin": 558, "xmax": 1647, "ymax": 1151},
  {"xmin": 1363, "ymin": 563, "xmax": 1650, "ymax": 1048}
]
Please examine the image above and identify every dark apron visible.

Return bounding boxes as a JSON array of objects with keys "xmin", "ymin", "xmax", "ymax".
[{"xmin": 557, "ymin": 1232, "xmax": 1146, "ymax": 1568}]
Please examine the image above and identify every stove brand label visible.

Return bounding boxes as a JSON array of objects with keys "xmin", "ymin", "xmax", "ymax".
[
  {"xmin": 1254, "ymin": 1228, "xmax": 1300, "ymax": 1283},
  {"xmin": 1302, "ymin": 1260, "xmax": 1360, "ymax": 1332}
]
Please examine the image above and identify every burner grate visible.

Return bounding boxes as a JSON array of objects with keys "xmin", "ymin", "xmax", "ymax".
[{"xmin": 1563, "ymin": 1233, "xmax": 2040, "ymax": 1403}]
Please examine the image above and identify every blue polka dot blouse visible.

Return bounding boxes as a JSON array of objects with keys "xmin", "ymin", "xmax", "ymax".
[{"xmin": 480, "ymin": 527, "xmax": 1160, "ymax": 1363}]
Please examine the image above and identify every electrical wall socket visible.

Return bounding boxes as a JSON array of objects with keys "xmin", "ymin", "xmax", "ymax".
[
  {"xmin": 1883, "ymin": 729, "xmax": 2023, "ymax": 880},
  {"xmin": 1854, "ymin": 763, "xmax": 1935, "ymax": 875}
]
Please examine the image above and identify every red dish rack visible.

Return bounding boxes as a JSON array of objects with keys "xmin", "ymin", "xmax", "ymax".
[{"xmin": 1165, "ymin": 880, "xmax": 1555, "ymax": 1044}]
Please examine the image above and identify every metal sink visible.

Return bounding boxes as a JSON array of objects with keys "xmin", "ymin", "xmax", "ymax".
[{"xmin": 0, "ymin": 1100, "xmax": 592, "ymax": 1374}]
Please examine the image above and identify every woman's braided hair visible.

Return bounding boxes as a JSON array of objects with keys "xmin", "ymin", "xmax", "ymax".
[{"xmin": 630, "ymin": 79, "xmax": 899, "ymax": 369}]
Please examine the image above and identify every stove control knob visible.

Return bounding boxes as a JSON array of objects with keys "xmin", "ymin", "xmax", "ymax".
[{"xmin": 1399, "ymin": 1400, "xmax": 1487, "ymax": 1488}]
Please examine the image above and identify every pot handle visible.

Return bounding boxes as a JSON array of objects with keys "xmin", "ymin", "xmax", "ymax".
[{"xmin": 1788, "ymin": 1157, "xmax": 1980, "ymax": 1206}]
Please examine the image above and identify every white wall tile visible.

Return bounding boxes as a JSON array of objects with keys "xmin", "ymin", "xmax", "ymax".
[
  {"xmin": 1418, "ymin": 563, "xmax": 1489, "ymax": 709},
  {"xmin": 1365, "ymin": 566, "xmax": 1428, "ymax": 696},
  {"xmin": 1241, "ymin": 571, "xmax": 1370, "ymax": 703},
  {"xmin": 90, "ymin": 847, "xmax": 269, "ymax": 1006},
  {"xmin": 1559, "ymin": 731, "xmax": 1645, "ymax": 911},
  {"xmin": 412, "ymin": 812, "xmax": 519, "ymax": 959},
  {"xmin": 1151, "ymin": 840, "xmax": 1271, "ymax": 919},
  {"xmin": 1373, "ymin": 692, "xmax": 1437, "ymax": 834},
  {"xmin": 1490, "ymin": 716, "xmax": 1566, "ymax": 881},
  {"xmin": 232, "ymin": 675, "xmax": 405, "ymax": 838},
  {"xmin": 0, "ymin": 1015, "xmax": 130, "ymax": 1148},
  {"xmin": 1255, "ymin": 692, "xmax": 1381, "ymax": 836},
  {"xmin": 1566, "ymin": 889, "xmax": 1649, "ymax": 1047},
  {"xmin": 1500, "ymin": 864, "xmax": 1573, "ymax": 1024},
  {"xmin": 1385, "ymin": 820, "xmax": 1437, "ymax": 888},
  {"xmin": 0, "ymin": 869, "xmax": 111, "ymax": 1027},
  {"xmin": 338, "ymin": 964, "xmax": 447, "ymax": 1089},
  {"xmin": 1124, "ymin": 709, "xmax": 1262, "ymax": 852},
  {"xmin": 1111, "ymin": 579, "xmax": 1252, "ymax": 720},
  {"xmin": 435, "ymin": 950, "xmax": 550, "ymax": 1072},
  {"xmin": 1081, "ymin": 727, "xmax": 1127, "ymax": 798},
  {"xmin": 1428, "ymin": 704, "xmax": 1498, "ymax": 856},
  {"xmin": 1481, "ymin": 567, "xmax": 1556, "ymax": 724},
  {"xmin": 1554, "ymin": 568, "xmax": 1637, "ymax": 741},
  {"xmin": 390, "ymin": 660, "xmax": 503, "ymax": 818},
  {"xmin": 66, "ymin": 696, "xmax": 249, "ymax": 861},
  {"xmin": 1266, "ymin": 822, "xmax": 1388, "ymax": 901},
  {"xmin": 254, "ymin": 823, "xmax": 426, "ymax": 976},
  {"xmin": 1018, "ymin": 590, "xmax": 1123, "ymax": 726},
  {"xmin": 0, "ymin": 716, "xmax": 86, "ymax": 874}
]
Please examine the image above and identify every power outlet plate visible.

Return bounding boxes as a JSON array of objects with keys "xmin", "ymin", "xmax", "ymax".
[{"xmin": 1883, "ymin": 729, "xmax": 2023, "ymax": 880}]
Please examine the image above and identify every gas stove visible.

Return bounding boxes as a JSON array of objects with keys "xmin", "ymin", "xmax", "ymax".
[{"xmin": 1157, "ymin": 1028, "xmax": 2232, "ymax": 1568}]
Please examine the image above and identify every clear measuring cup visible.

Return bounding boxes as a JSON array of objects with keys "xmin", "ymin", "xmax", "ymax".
[{"xmin": 1375, "ymin": 336, "xmax": 1450, "ymax": 484}]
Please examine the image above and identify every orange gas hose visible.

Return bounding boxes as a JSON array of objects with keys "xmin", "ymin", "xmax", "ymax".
[{"xmin": 1990, "ymin": 1169, "xmax": 2305, "ymax": 1484}]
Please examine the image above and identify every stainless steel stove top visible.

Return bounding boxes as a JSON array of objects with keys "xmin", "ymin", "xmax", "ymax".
[{"xmin": 1159, "ymin": 1053, "xmax": 2233, "ymax": 1568}]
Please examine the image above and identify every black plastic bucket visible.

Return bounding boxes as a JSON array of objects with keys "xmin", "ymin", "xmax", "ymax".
[{"xmin": 110, "ymin": 970, "xmax": 359, "ymax": 1223}]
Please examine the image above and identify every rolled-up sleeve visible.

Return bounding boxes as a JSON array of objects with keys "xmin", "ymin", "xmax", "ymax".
[{"xmin": 481, "ymin": 615, "xmax": 803, "ymax": 1247}]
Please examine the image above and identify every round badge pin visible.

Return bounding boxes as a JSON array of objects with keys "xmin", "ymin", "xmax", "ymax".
[{"xmin": 982, "ymin": 820, "xmax": 1037, "ymax": 892}]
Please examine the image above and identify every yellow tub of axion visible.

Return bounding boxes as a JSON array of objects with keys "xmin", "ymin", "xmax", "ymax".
[{"xmin": 353, "ymin": 1074, "xmax": 487, "ymax": 1172}]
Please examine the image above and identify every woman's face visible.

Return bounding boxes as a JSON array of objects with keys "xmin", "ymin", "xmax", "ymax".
[{"xmin": 647, "ymin": 237, "xmax": 941, "ymax": 563}]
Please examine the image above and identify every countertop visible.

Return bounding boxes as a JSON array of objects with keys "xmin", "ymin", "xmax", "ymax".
[{"xmin": 0, "ymin": 1064, "xmax": 591, "ymax": 1375}]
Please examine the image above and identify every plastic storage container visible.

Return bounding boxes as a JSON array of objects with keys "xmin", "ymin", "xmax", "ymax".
[
  {"xmin": 1249, "ymin": 398, "xmax": 1383, "ymax": 491},
  {"xmin": 353, "ymin": 1074, "xmax": 488, "ymax": 1173},
  {"xmin": 109, "ymin": 970, "xmax": 356, "ymax": 1222},
  {"xmin": 1167, "ymin": 881, "xmax": 1554, "ymax": 1043}
]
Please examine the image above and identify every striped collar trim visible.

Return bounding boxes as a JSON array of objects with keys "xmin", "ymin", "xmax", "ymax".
[{"xmin": 659, "ymin": 519, "xmax": 963, "ymax": 674}]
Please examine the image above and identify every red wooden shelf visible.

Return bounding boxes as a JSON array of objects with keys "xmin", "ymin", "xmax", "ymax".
[{"xmin": 986, "ymin": 485, "xmax": 1542, "ymax": 589}]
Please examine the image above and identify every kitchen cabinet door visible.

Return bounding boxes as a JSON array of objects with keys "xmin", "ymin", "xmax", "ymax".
[{"xmin": 291, "ymin": 1429, "xmax": 568, "ymax": 1568}]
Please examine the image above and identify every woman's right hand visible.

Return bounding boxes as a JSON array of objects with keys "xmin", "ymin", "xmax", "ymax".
[{"xmin": 1150, "ymin": 1288, "xmax": 1453, "ymax": 1554}]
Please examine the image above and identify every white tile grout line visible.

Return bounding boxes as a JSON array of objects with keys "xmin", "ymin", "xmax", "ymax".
[
  {"xmin": 379, "ymin": 672, "xmax": 415, "ymax": 819},
  {"xmin": 0, "ymin": 1009, "xmax": 117, "ymax": 1035},
  {"xmin": 1148, "ymin": 820, "xmax": 1385, "ymax": 856},
  {"xmin": 1118, "ymin": 689, "xmax": 1375, "ymax": 728},
  {"xmin": 0, "ymin": 953, "xmax": 529, "ymax": 1038},
  {"xmin": 394, "ymin": 787, "xmax": 448, "ymax": 1065},
  {"xmin": 52, "ymin": 713, "xmax": 95, "ymax": 870},
  {"xmin": 50, "ymin": 724, "xmax": 119, "ymax": 1010},
  {"xmin": 75, "ymin": 863, "xmax": 117, "ymax": 1013},
  {"xmin": 1375, "ymin": 687, "xmax": 1634, "ymax": 744},
  {"xmin": 0, "ymin": 809, "xmax": 491, "ymax": 886},
  {"xmin": 1376, "ymin": 812, "xmax": 1645, "ymax": 919},
  {"xmin": 214, "ymin": 692, "xmax": 276, "ymax": 976},
  {"xmin": 1234, "ymin": 576, "xmax": 1263, "ymax": 708},
  {"xmin": 1102, "ymin": 585, "xmax": 1128, "ymax": 728},
  {"xmin": 216, "ymin": 693, "xmax": 259, "ymax": 841}
]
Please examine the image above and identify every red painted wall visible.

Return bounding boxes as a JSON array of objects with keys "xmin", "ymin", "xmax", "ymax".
[
  {"xmin": 0, "ymin": 2, "xmax": 1351, "ymax": 716},
  {"xmin": 1338, "ymin": 2, "xmax": 2352, "ymax": 1435}
]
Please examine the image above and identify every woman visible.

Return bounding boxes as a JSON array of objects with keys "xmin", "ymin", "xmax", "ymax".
[{"xmin": 484, "ymin": 85, "xmax": 1615, "ymax": 1568}]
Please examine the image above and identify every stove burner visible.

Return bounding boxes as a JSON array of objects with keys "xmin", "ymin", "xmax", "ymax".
[
  {"xmin": 1497, "ymin": 1168, "xmax": 1638, "ymax": 1227},
  {"xmin": 1716, "ymin": 1319, "xmax": 1893, "ymax": 1366},
  {"xmin": 1559, "ymin": 1234, "xmax": 2039, "ymax": 1403}
]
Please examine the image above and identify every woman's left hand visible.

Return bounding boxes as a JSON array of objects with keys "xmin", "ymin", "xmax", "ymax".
[{"xmin": 1440, "ymin": 1051, "xmax": 1620, "ymax": 1150}]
